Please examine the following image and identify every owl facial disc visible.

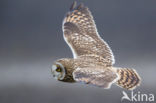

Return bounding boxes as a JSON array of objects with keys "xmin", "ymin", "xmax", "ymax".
[{"xmin": 51, "ymin": 62, "xmax": 66, "ymax": 80}]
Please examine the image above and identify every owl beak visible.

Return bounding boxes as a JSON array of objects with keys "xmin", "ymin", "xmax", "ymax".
[{"xmin": 52, "ymin": 73, "xmax": 57, "ymax": 78}]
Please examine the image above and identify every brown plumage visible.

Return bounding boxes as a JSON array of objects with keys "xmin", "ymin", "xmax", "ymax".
[
  {"xmin": 63, "ymin": 2, "xmax": 114, "ymax": 65},
  {"xmin": 51, "ymin": 2, "xmax": 141, "ymax": 90},
  {"xmin": 117, "ymin": 68, "xmax": 141, "ymax": 90}
]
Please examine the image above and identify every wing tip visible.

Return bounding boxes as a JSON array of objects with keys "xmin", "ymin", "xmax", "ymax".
[
  {"xmin": 77, "ymin": 3, "xmax": 84, "ymax": 10},
  {"xmin": 70, "ymin": 1, "xmax": 77, "ymax": 11},
  {"xmin": 69, "ymin": 1, "xmax": 86, "ymax": 11}
]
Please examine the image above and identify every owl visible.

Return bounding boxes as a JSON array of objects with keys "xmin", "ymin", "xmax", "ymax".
[{"xmin": 51, "ymin": 2, "xmax": 141, "ymax": 90}]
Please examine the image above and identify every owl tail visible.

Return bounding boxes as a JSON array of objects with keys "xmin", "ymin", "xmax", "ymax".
[{"xmin": 116, "ymin": 68, "xmax": 141, "ymax": 90}]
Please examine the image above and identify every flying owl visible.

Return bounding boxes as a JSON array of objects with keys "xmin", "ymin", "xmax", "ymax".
[{"xmin": 51, "ymin": 2, "xmax": 141, "ymax": 90}]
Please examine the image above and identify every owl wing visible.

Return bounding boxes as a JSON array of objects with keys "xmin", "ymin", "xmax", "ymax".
[
  {"xmin": 63, "ymin": 2, "xmax": 115, "ymax": 65},
  {"xmin": 73, "ymin": 67, "xmax": 118, "ymax": 89}
]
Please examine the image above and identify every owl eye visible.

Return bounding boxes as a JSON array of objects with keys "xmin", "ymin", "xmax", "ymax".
[
  {"xmin": 51, "ymin": 62, "xmax": 66, "ymax": 80},
  {"xmin": 56, "ymin": 67, "xmax": 62, "ymax": 72}
]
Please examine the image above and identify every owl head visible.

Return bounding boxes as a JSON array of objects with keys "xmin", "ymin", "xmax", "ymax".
[{"xmin": 51, "ymin": 58, "xmax": 76, "ymax": 82}]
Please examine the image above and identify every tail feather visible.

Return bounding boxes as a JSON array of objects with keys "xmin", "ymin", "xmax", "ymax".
[{"xmin": 116, "ymin": 68, "xmax": 141, "ymax": 90}]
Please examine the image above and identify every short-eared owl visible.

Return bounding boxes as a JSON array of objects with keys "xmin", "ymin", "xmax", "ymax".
[{"xmin": 51, "ymin": 2, "xmax": 141, "ymax": 90}]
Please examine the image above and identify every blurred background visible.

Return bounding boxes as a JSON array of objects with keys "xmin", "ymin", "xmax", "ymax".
[{"xmin": 0, "ymin": 0, "xmax": 156, "ymax": 103}]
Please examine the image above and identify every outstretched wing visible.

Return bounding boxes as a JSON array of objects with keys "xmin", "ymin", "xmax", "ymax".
[
  {"xmin": 63, "ymin": 2, "xmax": 115, "ymax": 65},
  {"xmin": 73, "ymin": 66, "xmax": 118, "ymax": 89}
]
